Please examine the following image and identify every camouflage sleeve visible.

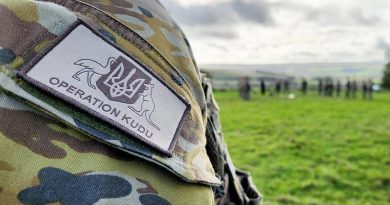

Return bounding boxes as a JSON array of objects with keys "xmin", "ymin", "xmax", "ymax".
[
  {"xmin": 0, "ymin": 0, "xmax": 217, "ymax": 204},
  {"xmin": 0, "ymin": 90, "xmax": 216, "ymax": 205},
  {"xmin": 0, "ymin": 0, "xmax": 260, "ymax": 204},
  {"xmin": 202, "ymin": 74, "xmax": 262, "ymax": 205}
]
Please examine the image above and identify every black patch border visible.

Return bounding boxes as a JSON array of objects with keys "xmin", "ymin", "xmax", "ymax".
[{"xmin": 18, "ymin": 19, "xmax": 191, "ymax": 157}]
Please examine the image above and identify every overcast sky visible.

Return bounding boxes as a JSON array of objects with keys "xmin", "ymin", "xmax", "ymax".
[{"xmin": 160, "ymin": 0, "xmax": 390, "ymax": 65}]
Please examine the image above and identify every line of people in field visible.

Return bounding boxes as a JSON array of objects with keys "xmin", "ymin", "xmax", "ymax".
[
  {"xmin": 239, "ymin": 77, "xmax": 374, "ymax": 100},
  {"xmin": 317, "ymin": 78, "xmax": 373, "ymax": 100}
]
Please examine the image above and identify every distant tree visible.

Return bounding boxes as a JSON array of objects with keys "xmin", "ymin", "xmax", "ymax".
[{"xmin": 382, "ymin": 62, "xmax": 390, "ymax": 89}]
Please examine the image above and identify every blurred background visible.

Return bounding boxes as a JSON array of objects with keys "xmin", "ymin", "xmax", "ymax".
[{"xmin": 161, "ymin": 0, "xmax": 390, "ymax": 205}]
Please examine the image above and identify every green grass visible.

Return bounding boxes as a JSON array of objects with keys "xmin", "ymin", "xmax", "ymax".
[{"xmin": 214, "ymin": 91, "xmax": 390, "ymax": 205}]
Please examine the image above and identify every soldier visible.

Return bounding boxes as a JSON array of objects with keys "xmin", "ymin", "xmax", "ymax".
[
  {"xmin": 352, "ymin": 80, "xmax": 358, "ymax": 99},
  {"xmin": 324, "ymin": 78, "xmax": 334, "ymax": 97},
  {"xmin": 318, "ymin": 78, "xmax": 323, "ymax": 96},
  {"xmin": 329, "ymin": 79, "xmax": 334, "ymax": 97},
  {"xmin": 346, "ymin": 78, "xmax": 351, "ymax": 98},
  {"xmin": 275, "ymin": 80, "xmax": 282, "ymax": 95},
  {"xmin": 0, "ymin": 0, "xmax": 260, "ymax": 204},
  {"xmin": 301, "ymin": 78, "xmax": 308, "ymax": 95},
  {"xmin": 284, "ymin": 80, "xmax": 290, "ymax": 93},
  {"xmin": 336, "ymin": 80, "xmax": 342, "ymax": 97},
  {"xmin": 260, "ymin": 79, "xmax": 266, "ymax": 96},
  {"xmin": 362, "ymin": 81, "xmax": 368, "ymax": 99},
  {"xmin": 239, "ymin": 77, "xmax": 251, "ymax": 100}
]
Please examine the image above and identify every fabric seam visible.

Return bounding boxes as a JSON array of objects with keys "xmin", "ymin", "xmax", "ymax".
[{"xmin": 38, "ymin": 0, "xmax": 191, "ymax": 90}]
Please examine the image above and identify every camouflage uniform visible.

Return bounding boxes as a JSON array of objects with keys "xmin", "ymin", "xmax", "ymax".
[{"xmin": 0, "ymin": 0, "xmax": 261, "ymax": 204}]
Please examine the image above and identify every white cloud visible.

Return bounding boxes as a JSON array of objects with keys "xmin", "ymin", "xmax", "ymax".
[{"xmin": 160, "ymin": 0, "xmax": 390, "ymax": 65}]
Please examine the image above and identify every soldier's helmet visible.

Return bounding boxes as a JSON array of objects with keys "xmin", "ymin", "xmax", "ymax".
[{"xmin": 0, "ymin": 0, "xmax": 261, "ymax": 204}]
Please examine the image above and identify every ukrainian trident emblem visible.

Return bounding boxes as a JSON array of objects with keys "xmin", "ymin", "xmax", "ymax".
[{"xmin": 73, "ymin": 56, "xmax": 160, "ymax": 131}]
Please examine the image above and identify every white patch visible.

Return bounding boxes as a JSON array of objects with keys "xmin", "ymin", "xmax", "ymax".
[
  {"xmin": 106, "ymin": 139, "xmax": 123, "ymax": 147},
  {"xmin": 21, "ymin": 24, "xmax": 189, "ymax": 154}
]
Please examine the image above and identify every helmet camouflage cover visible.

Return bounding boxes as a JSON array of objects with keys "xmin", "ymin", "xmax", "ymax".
[{"xmin": 0, "ymin": 0, "xmax": 261, "ymax": 204}]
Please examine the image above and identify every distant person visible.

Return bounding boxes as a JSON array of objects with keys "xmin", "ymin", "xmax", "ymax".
[
  {"xmin": 345, "ymin": 78, "xmax": 351, "ymax": 98},
  {"xmin": 324, "ymin": 78, "xmax": 333, "ymax": 97},
  {"xmin": 275, "ymin": 80, "xmax": 282, "ymax": 95},
  {"xmin": 318, "ymin": 78, "xmax": 323, "ymax": 96},
  {"xmin": 284, "ymin": 80, "xmax": 290, "ymax": 93},
  {"xmin": 324, "ymin": 80, "xmax": 328, "ymax": 96},
  {"xmin": 351, "ymin": 80, "xmax": 358, "ymax": 99},
  {"xmin": 301, "ymin": 78, "xmax": 308, "ymax": 95},
  {"xmin": 260, "ymin": 79, "xmax": 266, "ymax": 96},
  {"xmin": 325, "ymin": 79, "xmax": 334, "ymax": 97},
  {"xmin": 367, "ymin": 79, "xmax": 373, "ymax": 100},
  {"xmin": 239, "ymin": 77, "xmax": 251, "ymax": 100},
  {"xmin": 362, "ymin": 81, "xmax": 368, "ymax": 99},
  {"xmin": 336, "ymin": 80, "xmax": 342, "ymax": 97},
  {"xmin": 330, "ymin": 80, "xmax": 334, "ymax": 96}
]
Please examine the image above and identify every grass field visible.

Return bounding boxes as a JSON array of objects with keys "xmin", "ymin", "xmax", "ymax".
[{"xmin": 214, "ymin": 91, "xmax": 390, "ymax": 205}]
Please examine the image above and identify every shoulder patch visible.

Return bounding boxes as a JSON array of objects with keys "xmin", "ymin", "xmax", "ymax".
[{"xmin": 19, "ymin": 21, "xmax": 190, "ymax": 156}]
